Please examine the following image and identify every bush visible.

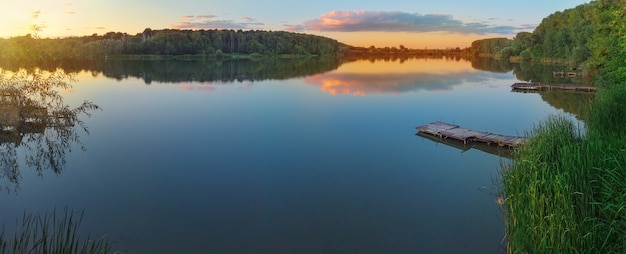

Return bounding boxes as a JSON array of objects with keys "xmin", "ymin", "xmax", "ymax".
[
  {"xmin": 520, "ymin": 49, "xmax": 532, "ymax": 62},
  {"xmin": 498, "ymin": 47, "xmax": 515, "ymax": 61}
]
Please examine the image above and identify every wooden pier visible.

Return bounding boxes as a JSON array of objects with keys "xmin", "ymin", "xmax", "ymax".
[
  {"xmin": 416, "ymin": 121, "xmax": 526, "ymax": 148},
  {"xmin": 416, "ymin": 132, "xmax": 515, "ymax": 158},
  {"xmin": 511, "ymin": 82, "xmax": 596, "ymax": 92}
]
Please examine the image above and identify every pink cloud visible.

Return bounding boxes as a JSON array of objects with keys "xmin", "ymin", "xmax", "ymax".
[
  {"xmin": 171, "ymin": 14, "xmax": 263, "ymax": 30},
  {"xmin": 286, "ymin": 10, "xmax": 526, "ymax": 35}
]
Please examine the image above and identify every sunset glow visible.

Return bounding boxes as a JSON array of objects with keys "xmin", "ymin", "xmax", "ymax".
[
  {"xmin": 305, "ymin": 59, "xmax": 482, "ymax": 95},
  {"xmin": 0, "ymin": 1, "xmax": 590, "ymax": 49},
  {"xmin": 316, "ymin": 31, "xmax": 492, "ymax": 49},
  {"xmin": 334, "ymin": 57, "xmax": 477, "ymax": 74}
]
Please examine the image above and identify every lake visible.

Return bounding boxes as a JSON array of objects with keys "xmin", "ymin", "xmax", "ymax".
[{"xmin": 0, "ymin": 57, "xmax": 590, "ymax": 253}]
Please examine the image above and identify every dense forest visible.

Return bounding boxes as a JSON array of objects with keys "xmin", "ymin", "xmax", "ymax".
[
  {"xmin": 0, "ymin": 27, "xmax": 476, "ymax": 67},
  {"xmin": 345, "ymin": 45, "xmax": 471, "ymax": 58},
  {"xmin": 471, "ymin": 0, "xmax": 626, "ymax": 87},
  {"xmin": 0, "ymin": 29, "xmax": 348, "ymax": 63},
  {"xmin": 496, "ymin": 0, "xmax": 626, "ymax": 253}
]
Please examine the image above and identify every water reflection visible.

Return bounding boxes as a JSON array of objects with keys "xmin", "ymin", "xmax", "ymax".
[
  {"xmin": 304, "ymin": 72, "xmax": 471, "ymax": 95},
  {"xmin": 0, "ymin": 58, "xmax": 591, "ymax": 253},
  {"xmin": 471, "ymin": 57, "xmax": 514, "ymax": 73},
  {"xmin": 99, "ymin": 57, "xmax": 343, "ymax": 84},
  {"xmin": 0, "ymin": 57, "xmax": 592, "ymax": 121},
  {"xmin": 416, "ymin": 132, "xmax": 515, "ymax": 159},
  {"xmin": 512, "ymin": 62, "xmax": 588, "ymax": 86},
  {"xmin": 508, "ymin": 61, "xmax": 594, "ymax": 122},
  {"xmin": 513, "ymin": 89, "xmax": 594, "ymax": 121},
  {"xmin": 471, "ymin": 58, "xmax": 594, "ymax": 121},
  {"xmin": 0, "ymin": 69, "xmax": 99, "ymax": 193},
  {"xmin": 304, "ymin": 59, "xmax": 507, "ymax": 95},
  {"xmin": 472, "ymin": 57, "xmax": 588, "ymax": 86}
]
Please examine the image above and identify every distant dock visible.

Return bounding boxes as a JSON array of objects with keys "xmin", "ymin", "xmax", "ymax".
[
  {"xmin": 511, "ymin": 82, "xmax": 596, "ymax": 92},
  {"xmin": 416, "ymin": 121, "xmax": 526, "ymax": 148}
]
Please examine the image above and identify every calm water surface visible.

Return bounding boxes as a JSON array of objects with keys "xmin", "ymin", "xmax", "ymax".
[{"xmin": 0, "ymin": 58, "xmax": 586, "ymax": 253}]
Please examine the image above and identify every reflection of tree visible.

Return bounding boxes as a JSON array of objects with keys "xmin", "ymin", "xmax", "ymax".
[
  {"xmin": 98, "ymin": 57, "xmax": 343, "ymax": 84},
  {"xmin": 0, "ymin": 57, "xmax": 343, "ymax": 84},
  {"xmin": 0, "ymin": 59, "xmax": 104, "ymax": 74},
  {"xmin": 345, "ymin": 54, "xmax": 469, "ymax": 64},
  {"xmin": 511, "ymin": 62, "xmax": 586, "ymax": 85},
  {"xmin": 470, "ymin": 57, "xmax": 513, "ymax": 73},
  {"xmin": 0, "ymin": 69, "xmax": 99, "ymax": 193},
  {"xmin": 536, "ymin": 90, "xmax": 593, "ymax": 121}
]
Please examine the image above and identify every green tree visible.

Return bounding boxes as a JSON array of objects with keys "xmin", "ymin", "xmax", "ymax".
[
  {"xmin": 498, "ymin": 46, "xmax": 515, "ymax": 61},
  {"xmin": 519, "ymin": 49, "xmax": 532, "ymax": 61},
  {"xmin": 247, "ymin": 39, "xmax": 264, "ymax": 54}
]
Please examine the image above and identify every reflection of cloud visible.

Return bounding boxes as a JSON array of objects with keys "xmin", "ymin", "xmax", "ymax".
[
  {"xmin": 304, "ymin": 71, "xmax": 507, "ymax": 95},
  {"xmin": 171, "ymin": 14, "xmax": 264, "ymax": 30},
  {"xmin": 240, "ymin": 81, "xmax": 254, "ymax": 90},
  {"xmin": 180, "ymin": 82, "xmax": 216, "ymax": 93},
  {"xmin": 242, "ymin": 17, "xmax": 256, "ymax": 22},
  {"xmin": 65, "ymin": 11, "xmax": 75, "ymax": 15},
  {"xmin": 178, "ymin": 81, "xmax": 254, "ymax": 93},
  {"xmin": 286, "ymin": 10, "xmax": 525, "ymax": 35}
]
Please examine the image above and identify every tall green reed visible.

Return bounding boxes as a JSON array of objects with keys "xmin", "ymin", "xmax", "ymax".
[
  {"xmin": 0, "ymin": 207, "xmax": 114, "ymax": 254},
  {"xmin": 501, "ymin": 109, "xmax": 626, "ymax": 253}
]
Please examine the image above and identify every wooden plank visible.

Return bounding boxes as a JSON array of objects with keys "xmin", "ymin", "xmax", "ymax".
[
  {"xmin": 511, "ymin": 82, "xmax": 596, "ymax": 92},
  {"xmin": 416, "ymin": 132, "xmax": 515, "ymax": 158},
  {"xmin": 440, "ymin": 128, "xmax": 486, "ymax": 141},
  {"xmin": 416, "ymin": 121, "xmax": 526, "ymax": 148},
  {"xmin": 416, "ymin": 121, "xmax": 458, "ymax": 135}
]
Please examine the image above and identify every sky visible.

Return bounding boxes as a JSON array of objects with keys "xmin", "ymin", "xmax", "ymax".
[{"xmin": 1, "ymin": 0, "xmax": 591, "ymax": 48}]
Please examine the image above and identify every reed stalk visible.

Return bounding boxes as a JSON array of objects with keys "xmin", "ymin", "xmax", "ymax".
[
  {"xmin": 501, "ymin": 106, "xmax": 626, "ymax": 253},
  {"xmin": 0, "ymin": 208, "xmax": 114, "ymax": 254}
]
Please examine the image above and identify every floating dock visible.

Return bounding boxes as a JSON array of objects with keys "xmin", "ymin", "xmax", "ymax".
[
  {"xmin": 416, "ymin": 121, "xmax": 526, "ymax": 148},
  {"xmin": 511, "ymin": 82, "xmax": 596, "ymax": 92},
  {"xmin": 416, "ymin": 132, "xmax": 515, "ymax": 158}
]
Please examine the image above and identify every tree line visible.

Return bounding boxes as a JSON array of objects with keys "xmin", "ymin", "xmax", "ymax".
[
  {"xmin": 0, "ymin": 28, "xmax": 349, "ymax": 63},
  {"xmin": 470, "ymin": 0, "xmax": 626, "ymax": 85},
  {"xmin": 0, "ymin": 27, "xmax": 478, "ymax": 66},
  {"xmin": 346, "ymin": 45, "xmax": 472, "ymax": 57}
]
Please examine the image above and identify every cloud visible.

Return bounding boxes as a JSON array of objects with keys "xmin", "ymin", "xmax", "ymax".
[
  {"xmin": 518, "ymin": 24, "xmax": 536, "ymax": 30},
  {"xmin": 65, "ymin": 11, "xmax": 76, "ymax": 15},
  {"xmin": 303, "ymin": 64, "xmax": 515, "ymax": 96},
  {"xmin": 286, "ymin": 10, "xmax": 527, "ymax": 35},
  {"xmin": 171, "ymin": 15, "xmax": 264, "ymax": 30},
  {"xmin": 303, "ymin": 70, "xmax": 484, "ymax": 95},
  {"xmin": 242, "ymin": 16, "xmax": 256, "ymax": 22}
]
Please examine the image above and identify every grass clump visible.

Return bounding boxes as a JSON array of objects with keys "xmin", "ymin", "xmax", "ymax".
[
  {"xmin": 501, "ymin": 109, "xmax": 626, "ymax": 253},
  {"xmin": 0, "ymin": 208, "xmax": 115, "ymax": 254}
]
